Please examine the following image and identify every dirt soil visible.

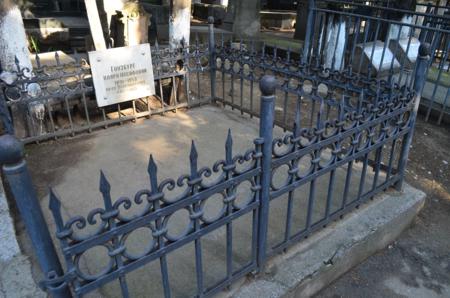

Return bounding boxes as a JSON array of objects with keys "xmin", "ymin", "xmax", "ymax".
[{"xmin": 315, "ymin": 115, "xmax": 450, "ymax": 298}]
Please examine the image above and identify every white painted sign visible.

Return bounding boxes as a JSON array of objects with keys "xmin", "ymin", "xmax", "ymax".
[{"xmin": 89, "ymin": 44, "xmax": 155, "ymax": 107}]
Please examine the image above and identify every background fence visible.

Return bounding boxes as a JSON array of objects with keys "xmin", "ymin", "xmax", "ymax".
[{"xmin": 0, "ymin": 38, "xmax": 213, "ymax": 144}]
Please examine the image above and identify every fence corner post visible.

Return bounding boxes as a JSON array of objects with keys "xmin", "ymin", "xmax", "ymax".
[
  {"xmin": 395, "ymin": 43, "xmax": 430, "ymax": 191},
  {"xmin": 257, "ymin": 75, "xmax": 276, "ymax": 271},
  {"xmin": 0, "ymin": 134, "xmax": 72, "ymax": 298},
  {"xmin": 208, "ymin": 16, "xmax": 216, "ymax": 102}
]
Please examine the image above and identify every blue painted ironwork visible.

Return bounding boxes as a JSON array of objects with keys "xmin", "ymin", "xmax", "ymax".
[
  {"xmin": 256, "ymin": 75, "xmax": 276, "ymax": 269},
  {"xmin": 35, "ymin": 123, "xmax": 262, "ymax": 297},
  {"xmin": 11, "ymin": 42, "xmax": 427, "ymax": 295},
  {"xmin": 0, "ymin": 1, "xmax": 438, "ymax": 297},
  {"xmin": 0, "ymin": 134, "xmax": 71, "ymax": 298}
]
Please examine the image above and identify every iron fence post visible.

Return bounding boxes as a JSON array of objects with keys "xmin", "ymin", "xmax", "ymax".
[
  {"xmin": 208, "ymin": 16, "xmax": 216, "ymax": 102},
  {"xmin": 302, "ymin": 0, "xmax": 316, "ymax": 64},
  {"xmin": 0, "ymin": 134, "xmax": 72, "ymax": 298},
  {"xmin": 257, "ymin": 75, "xmax": 276, "ymax": 270},
  {"xmin": 396, "ymin": 43, "xmax": 431, "ymax": 191}
]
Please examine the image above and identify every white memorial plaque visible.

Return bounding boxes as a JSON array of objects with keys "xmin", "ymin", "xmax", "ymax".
[{"xmin": 89, "ymin": 44, "xmax": 155, "ymax": 107}]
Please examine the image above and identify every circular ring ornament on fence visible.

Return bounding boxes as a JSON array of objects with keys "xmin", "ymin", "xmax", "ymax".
[
  {"xmin": 233, "ymin": 179, "xmax": 256, "ymax": 210},
  {"xmin": 200, "ymin": 192, "xmax": 227, "ymax": 224},
  {"xmin": 295, "ymin": 153, "xmax": 314, "ymax": 178},
  {"xmin": 371, "ymin": 123, "xmax": 385, "ymax": 144},
  {"xmin": 121, "ymin": 226, "xmax": 156, "ymax": 260},
  {"xmin": 224, "ymin": 59, "xmax": 232, "ymax": 71},
  {"xmin": 337, "ymin": 136, "xmax": 354, "ymax": 160},
  {"xmin": 323, "ymin": 120, "xmax": 339, "ymax": 139},
  {"xmin": 271, "ymin": 164, "xmax": 292, "ymax": 191},
  {"xmin": 163, "ymin": 208, "xmax": 194, "ymax": 242},
  {"xmin": 4, "ymin": 86, "xmax": 22, "ymax": 102},
  {"xmin": 399, "ymin": 111, "xmax": 411, "ymax": 130},
  {"xmin": 319, "ymin": 144, "xmax": 336, "ymax": 168},
  {"xmin": 74, "ymin": 244, "xmax": 115, "ymax": 281},
  {"xmin": 357, "ymin": 129, "xmax": 372, "ymax": 151},
  {"xmin": 27, "ymin": 82, "xmax": 42, "ymax": 97},
  {"xmin": 216, "ymin": 58, "xmax": 223, "ymax": 69}
]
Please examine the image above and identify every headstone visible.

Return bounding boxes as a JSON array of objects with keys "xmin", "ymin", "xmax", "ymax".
[
  {"xmin": 319, "ymin": 17, "xmax": 346, "ymax": 71},
  {"xmin": 353, "ymin": 41, "xmax": 401, "ymax": 76},
  {"xmin": 389, "ymin": 37, "xmax": 420, "ymax": 69},
  {"xmin": 88, "ymin": 44, "xmax": 156, "ymax": 107}
]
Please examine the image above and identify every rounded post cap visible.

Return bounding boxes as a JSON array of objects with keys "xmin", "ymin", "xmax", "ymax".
[
  {"xmin": 208, "ymin": 16, "xmax": 214, "ymax": 24},
  {"xmin": 260, "ymin": 75, "xmax": 277, "ymax": 96},
  {"xmin": 0, "ymin": 134, "xmax": 24, "ymax": 165},
  {"xmin": 419, "ymin": 43, "xmax": 430, "ymax": 57}
]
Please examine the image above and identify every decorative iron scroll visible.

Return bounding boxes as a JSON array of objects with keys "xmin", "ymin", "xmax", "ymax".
[{"xmin": 44, "ymin": 130, "xmax": 262, "ymax": 297}]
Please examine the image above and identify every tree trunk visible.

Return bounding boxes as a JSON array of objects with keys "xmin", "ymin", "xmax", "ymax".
[
  {"xmin": 232, "ymin": 0, "xmax": 260, "ymax": 40},
  {"xmin": 0, "ymin": 0, "xmax": 44, "ymax": 138},
  {"xmin": 0, "ymin": 0, "xmax": 32, "ymax": 80},
  {"xmin": 169, "ymin": 0, "xmax": 192, "ymax": 49}
]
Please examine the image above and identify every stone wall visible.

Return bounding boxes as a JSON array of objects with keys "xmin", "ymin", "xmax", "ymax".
[
  {"xmin": 0, "ymin": 179, "xmax": 44, "ymax": 297},
  {"xmin": 0, "ymin": 180, "xmax": 20, "ymax": 262}
]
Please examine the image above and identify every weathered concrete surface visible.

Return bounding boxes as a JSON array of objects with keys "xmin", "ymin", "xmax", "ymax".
[
  {"xmin": 0, "ymin": 255, "xmax": 45, "ymax": 298},
  {"xmin": 231, "ymin": 184, "xmax": 426, "ymax": 298}
]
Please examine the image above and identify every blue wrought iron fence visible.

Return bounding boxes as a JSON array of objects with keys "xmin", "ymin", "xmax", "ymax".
[
  {"xmin": 1, "ymin": 50, "xmax": 429, "ymax": 298},
  {"xmin": 0, "ymin": 1, "xmax": 441, "ymax": 298}
]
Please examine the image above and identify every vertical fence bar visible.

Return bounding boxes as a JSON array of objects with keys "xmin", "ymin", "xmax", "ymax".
[
  {"xmin": 257, "ymin": 75, "xmax": 276, "ymax": 269},
  {"xmin": 0, "ymin": 134, "xmax": 72, "ymax": 298},
  {"xmin": 396, "ymin": 43, "xmax": 431, "ymax": 191},
  {"xmin": 302, "ymin": 0, "xmax": 316, "ymax": 64},
  {"xmin": 208, "ymin": 16, "xmax": 216, "ymax": 102}
]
